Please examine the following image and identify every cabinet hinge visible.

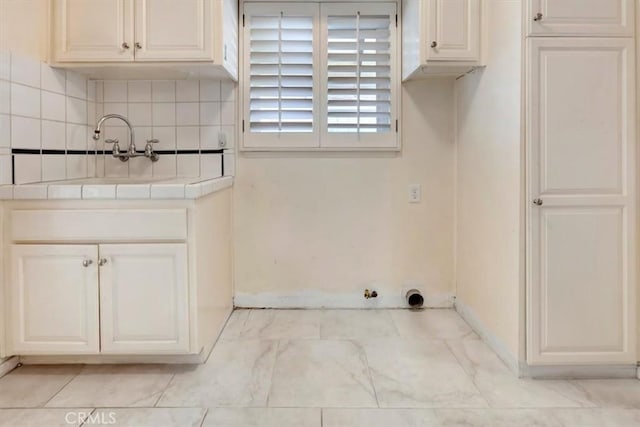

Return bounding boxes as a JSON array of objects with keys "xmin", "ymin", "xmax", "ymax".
[
  {"xmin": 395, "ymin": 14, "xmax": 398, "ymax": 27},
  {"xmin": 395, "ymin": 119, "xmax": 398, "ymax": 133},
  {"xmin": 242, "ymin": 119, "xmax": 245, "ymax": 132},
  {"xmin": 242, "ymin": 14, "xmax": 245, "ymax": 27}
]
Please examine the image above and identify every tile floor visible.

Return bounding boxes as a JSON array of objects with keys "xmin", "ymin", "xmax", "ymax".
[{"xmin": 0, "ymin": 309, "xmax": 639, "ymax": 426}]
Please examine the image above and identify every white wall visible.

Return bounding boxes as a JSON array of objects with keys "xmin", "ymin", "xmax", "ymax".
[
  {"xmin": 0, "ymin": 0, "xmax": 49, "ymax": 61},
  {"xmin": 234, "ymin": 80, "xmax": 456, "ymax": 308},
  {"xmin": 454, "ymin": 0, "xmax": 523, "ymax": 360}
]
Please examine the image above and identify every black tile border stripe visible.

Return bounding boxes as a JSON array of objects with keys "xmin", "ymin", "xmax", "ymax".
[{"xmin": 12, "ymin": 149, "xmax": 225, "ymax": 155}]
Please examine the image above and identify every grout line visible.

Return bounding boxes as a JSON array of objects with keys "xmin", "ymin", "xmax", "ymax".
[
  {"xmin": 41, "ymin": 367, "xmax": 83, "ymax": 408},
  {"xmin": 78, "ymin": 408, "xmax": 97, "ymax": 427},
  {"xmin": 198, "ymin": 408, "xmax": 209, "ymax": 427}
]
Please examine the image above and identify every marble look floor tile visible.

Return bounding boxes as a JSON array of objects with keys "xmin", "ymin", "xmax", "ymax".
[
  {"xmin": 202, "ymin": 408, "xmax": 320, "ymax": 427},
  {"xmin": 0, "ymin": 366, "xmax": 81, "ymax": 408},
  {"xmin": 390, "ymin": 309, "xmax": 478, "ymax": 340},
  {"xmin": 551, "ymin": 408, "xmax": 640, "ymax": 426},
  {"xmin": 364, "ymin": 338, "xmax": 487, "ymax": 408},
  {"xmin": 435, "ymin": 409, "xmax": 561, "ymax": 427},
  {"xmin": 322, "ymin": 408, "xmax": 440, "ymax": 427},
  {"xmin": 0, "ymin": 408, "xmax": 90, "ymax": 426},
  {"xmin": 91, "ymin": 408, "xmax": 206, "ymax": 427},
  {"xmin": 320, "ymin": 310, "xmax": 399, "ymax": 340},
  {"xmin": 46, "ymin": 365, "xmax": 175, "ymax": 408},
  {"xmin": 238, "ymin": 310, "xmax": 321, "ymax": 340},
  {"xmin": 268, "ymin": 340, "xmax": 377, "ymax": 408},
  {"xmin": 569, "ymin": 380, "xmax": 640, "ymax": 409},
  {"xmin": 447, "ymin": 340, "xmax": 596, "ymax": 408},
  {"xmin": 218, "ymin": 309, "xmax": 251, "ymax": 340},
  {"xmin": 157, "ymin": 340, "xmax": 278, "ymax": 407}
]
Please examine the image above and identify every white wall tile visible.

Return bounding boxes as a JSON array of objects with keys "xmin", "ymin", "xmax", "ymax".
[
  {"xmin": 105, "ymin": 156, "xmax": 129, "ymax": 177},
  {"xmin": 200, "ymin": 81, "xmax": 220, "ymax": 102},
  {"xmin": 11, "ymin": 55, "xmax": 40, "ymax": 88},
  {"xmin": 13, "ymin": 184, "xmax": 47, "ymax": 199},
  {"xmin": 41, "ymin": 120, "xmax": 66, "ymax": 150},
  {"xmin": 67, "ymin": 97, "xmax": 87, "ymax": 124},
  {"xmin": 177, "ymin": 126, "xmax": 200, "ymax": 150},
  {"xmin": 87, "ymin": 81, "xmax": 97, "ymax": 102},
  {"xmin": 0, "ymin": 51, "xmax": 10, "ymax": 81},
  {"xmin": 176, "ymin": 81, "xmax": 199, "ymax": 102},
  {"xmin": 41, "ymin": 65, "xmax": 66, "ymax": 94},
  {"xmin": 14, "ymin": 155, "xmax": 42, "ymax": 184},
  {"xmin": 128, "ymin": 81, "xmax": 151, "ymax": 102},
  {"xmin": 11, "ymin": 116, "xmax": 41, "ymax": 149},
  {"xmin": 0, "ymin": 114, "xmax": 10, "ymax": 148},
  {"xmin": 95, "ymin": 81, "xmax": 104, "ymax": 103},
  {"xmin": 66, "ymin": 71, "xmax": 87, "ymax": 99},
  {"xmin": 221, "ymin": 125, "xmax": 235, "ymax": 149},
  {"xmin": 152, "ymin": 127, "xmax": 176, "ymax": 151},
  {"xmin": 0, "ymin": 155, "xmax": 12, "ymax": 184},
  {"xmin": 42, "ymin": 155, "xmax": 67, "ymax": 181},
  {"xmin": 66, "ymin": 154, "xmax": 88, "ymax": 179},
  {"xmin": 42, "ymin": 91, "xmax": 66, "ymax": 122},
  {"xmin": 200, "ymin": 102, "xmax": 220, "ymax": 126},
  {"xmin": 176, "ymin": 103, "xmax": 199, "ymax": 126},
  {"xmin": 103, "ymin": 102, "xmax": 128, "ymax": 119},
  {"xmin": 152, "ymin": 154, "xmax": 176, "ymax": 177},
  {"xmin": 103, "ymin": 81, "xmax": 127, "ymax": 102},
  {"xmin": 87, "ymin": 101, "xmax": 97, "ymax": 126},
  {"xmin": 221, "ymin": 80, "xmax": 236, "ymax": 102},
  {"xmin": 220, "ymin": 102, "xmax": 235, "ymax": 125},
  {"xmin": 152, "ymin": 81, "xmax": 175, "ymax": 102},
  {"xmin": 66, "ymin": 123, "xmax": 87, "ymax": 151},
  {"xmin": 0, "ymin": 81, "xmax": 9, "ymax": 114},
  {"xmin": 199, "ymin": 126, "xmax": 220, "ymax": 150},
  {"xmin": 177, "ymin": 154, "xmax": 200, "ymax": 177},
  {"xmin": 129, "ymin": 156, "xmax": 153, "ymax": 178},
  {"xmin": 128, "ymin": 103, "xmax": 152, "ymax": 126},
  {"xmin": 223, "ymin": 153, "xmax": 236, "ymax": 176},
  {"xmin": 200, "ymin": 153, "xmax": 223, "ymax": 179},
  {"xmin": 11, "ymin": 83, "xmax": 40, "ymax": 118},
  {"xmin": 152, "ymin": 103, "xmax": 176, "ymax": 126}
]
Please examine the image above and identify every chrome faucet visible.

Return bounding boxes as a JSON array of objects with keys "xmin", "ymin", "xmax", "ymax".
[{"xmin": 93, "ymin": 114, "xmax": 159, "ymax": 162}]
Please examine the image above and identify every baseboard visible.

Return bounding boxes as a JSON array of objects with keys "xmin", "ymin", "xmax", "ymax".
[
  {"xmin": 19, "ymin": 351, "xmax": 208, "ymax": 365},
  {"xmin": 522, "ymin": 364, "xmax": 638, "ymax": 379},
  {"xmin": 454, "ymin": 299, "xmax": 521, "ymax": 376},
  {"xmin": 0, "ymin": 357, "xmax": 19, "ymax": 378},
  {"xmin": 234, "ymin": 290, "xmax": 455, "ymax": 309}
]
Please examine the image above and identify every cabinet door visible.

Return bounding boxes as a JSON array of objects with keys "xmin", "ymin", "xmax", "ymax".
[
  {"xmin": 527, "ymin": 38, "xmax": 636, "ymax": 365},
  {"xmin": 99, "ymin": 244, "xmax": 190, "ymax": 354},
  {"xmin": 133, "ymin": 0, "xmax": 213, "ymax": 61},
  {"xmin": 10, "ymin": 245, "xmax": 99, "ymax": 354},
  {"xmin": 425, "ymin": 0, "xmax": 480, "ymax": 61},
  {"xmin": 53, "ymin": 0, "xmax": 135, "ymax": 62},
  {"xmin": 528, "ymin": 0, "xmax": 634, "ymax": 36}
]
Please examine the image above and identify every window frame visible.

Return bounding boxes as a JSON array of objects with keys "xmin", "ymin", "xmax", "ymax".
[{"xmin": 241, "ymin": 1, "xmax": 401, "ymax": 151}]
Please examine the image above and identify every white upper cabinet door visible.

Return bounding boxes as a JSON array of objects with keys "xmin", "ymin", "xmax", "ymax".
[
  {"xmin": 99, "ymin": 244, "xmax": 190, "ymax": 354},
  {"xmin": 527, "ymin": 38, "xmax": 636, "ymax": 365},
  {"xmin": 425, "ymin": 0, "xmax": 480, "ymax": 61},
  {"xmin": 53, "ymin": 0, "xmax": 135, "ymax": 62},
  {"xmin": 528, "ymin": 0, "xmax": 635, "ymax": 36},
  {"xmin": 10, "ymin": 245, "xmax": 100, "ymax": 354},
  {"xmin": 134, "ymin": 0, "xmax": 213, "ymax": 61}
]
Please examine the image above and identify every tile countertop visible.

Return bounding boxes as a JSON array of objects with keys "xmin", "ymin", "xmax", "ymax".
[{"xmin": 0, "ymin": 176, "xmax": 233, "ymax": 200}]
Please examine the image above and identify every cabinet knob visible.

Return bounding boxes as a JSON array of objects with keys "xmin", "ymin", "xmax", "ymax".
[
  {"xmin": 430, "ymin": 41, "xmax": 438, "ymax": 48},
  {"xmin": 82, "ymin": 259, "xmax": 93, "ymax": 267},
  {"xmin": 122, "ymin": 42, "xmax": 130, "ymax": 49},
  {"xmin": 533, "ymin": 12, "xmax": 543, "ymax": 21},
  {"xmin": 533, "ymin": 198, "xmax": 543, "ymax": 206},
  {"xmin": 135, "ymin": 42, "xmax": 142, "ymax": 49},
  {"xmin": 98, "ymin": 258, "xmax": 108, "ymax": 266}
]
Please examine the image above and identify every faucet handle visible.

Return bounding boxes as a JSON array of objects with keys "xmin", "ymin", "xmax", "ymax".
[
  {"xmin": 105, "ymin": 138, "xmax": 119, "ymax": 144},
  {"xmin": 146, "ymin": 139, "xmax": 159, "ymax": 145},
  {"xmin": 105, "ymin": 139, "xmax": 121, "ymax": 156}
]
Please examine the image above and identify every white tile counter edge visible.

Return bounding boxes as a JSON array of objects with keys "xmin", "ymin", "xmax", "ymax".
[{"xmin": 0, "ymin": 176, "xmax": 233, "ymax": 200}]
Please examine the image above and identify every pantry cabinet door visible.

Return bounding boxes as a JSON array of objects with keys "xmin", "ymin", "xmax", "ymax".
[
  {"xmin": 99, "ymin": 244, "xmax": 190, "ymax": 354},
  {"xmin": 10, "ymin": 245, "xmax": 99, "ymax": 354},
  {"xmin": 425, "ymin": 0, "xmax": 480, "ymax": 61},
  {"xmin": 528, "ymin": 0, "xmax": 634, "ymax": 36},
  {"xmin": 134, "ymin": 0, "xmax": 214, "ymax": 61},
  {"xmin": 527, "ymin": 38, "xmax": 636, "ymax": 365},
  {"xmin": 53, "ymin": 0, "xmax": 135, "ymax": 62}
]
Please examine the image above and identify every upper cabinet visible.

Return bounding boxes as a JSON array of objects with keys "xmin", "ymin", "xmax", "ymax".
[
  {"xmin": 402, "ymin": 0, "xmax": 483, "ymax": 80},
  {"xmin": 527, "ymin": 0, "xmax": 635, "ymax": 37},
  {"xmin": 51, "ymin": 0, "xmax": 238, "ymax": 80}
]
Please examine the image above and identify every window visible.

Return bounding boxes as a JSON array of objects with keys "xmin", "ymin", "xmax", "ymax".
[{"xmin": 242, "ymin": 2, "xmax": 398, "ymax": 150}]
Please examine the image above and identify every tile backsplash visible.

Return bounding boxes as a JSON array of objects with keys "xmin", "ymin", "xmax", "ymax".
[{"xmin": 0, "ymin": 50, "xmax": 236, "ymax": 186}]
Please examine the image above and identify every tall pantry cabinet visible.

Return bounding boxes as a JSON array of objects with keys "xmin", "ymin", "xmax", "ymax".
[{"xmin": 525, "ymin": 0, "xmax": 637, "ymax": 366}]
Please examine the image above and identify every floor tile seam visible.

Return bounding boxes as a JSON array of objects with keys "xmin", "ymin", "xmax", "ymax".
[
  {"xmin": 440, "ymin": 340, "xmax": 491, "ymax": 409},
  {"xmin": 41, "ymin": 368, "xmax": 83, "ymax": 408}
]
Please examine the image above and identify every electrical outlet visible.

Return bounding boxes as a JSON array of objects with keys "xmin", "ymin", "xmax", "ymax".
[
  {"xmin": 218, "ymin": 132, "xmax": 227, "ymax": 148},
  {"xmin": 408, "ymin": 184, "xmax": 421, "ymax": 203}
]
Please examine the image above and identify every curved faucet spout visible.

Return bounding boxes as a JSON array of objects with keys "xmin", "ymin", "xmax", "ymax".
[{"xmin": 93, "ymin": 114, "xmax": 136, "ymax": 156}]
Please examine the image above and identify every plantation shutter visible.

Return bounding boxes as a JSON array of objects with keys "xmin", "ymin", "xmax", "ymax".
[
  {"xmin": 321, "ymin": 3, "xmax": 397, "ymax": 148},
  {"xmin": 243, "ymin": 3, "xmax": 320, "ymax": 148}
]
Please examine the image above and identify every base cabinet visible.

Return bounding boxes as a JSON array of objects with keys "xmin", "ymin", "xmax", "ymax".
[{"xmin": 10, "ymin": 245, "xmax": 100, "ymax": 354}]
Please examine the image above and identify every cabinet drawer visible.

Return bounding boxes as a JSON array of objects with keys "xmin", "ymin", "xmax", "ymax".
[{"xmin": 11, "ymin": 209, "xmax": 188, "ymax": 242}]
